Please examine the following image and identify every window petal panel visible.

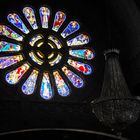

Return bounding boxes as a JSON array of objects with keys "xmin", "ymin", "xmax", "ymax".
[
  {"xmin": 0, "ymin": 25, "xmax": 23, "ymax": 41},
  {"xmin": 52, "ymin": 11, "xmax": 66, "ymax": 32},
  {"xmin": 40, "ymin": 72, "xmax": 53, "ymax": 100},
  {"xmin": 0, "ymin": 55, "xmax": 23, "ymax": 69},
  {"xmin": 23, "ymin": 7, "xmax": 38, "ymax": 30},
  {"xmin": 69, "ymin": 49, "xmax": 95, "ymax": 60},
  {"xmin": 61, "ymin": 21, "xmax": 80, "ymax": 38},
  {"xmin": 67, "ymin": 59, "xmax": 92, "ymax": 75},
  {"xmin": 67, "ymin": 34, "xmax": 89, "ymax": 46},
  {"xmin": 6, "ymin": 63, "xmax": 30, "ymax": 84},
  {"xmin": 53, "ymin": 71, "xmax": 70, "ymax": 96},
  {"xmin": 22, "ymin": 69, "xmax": 38, "ymax": 95},
  {"xmin": 7, "ymin": 13, "xmax": 29, "ymax": 34},
  {"xmin": 39, "ymin": 7, "xmax": 50, "ymax": 29},
  {"xmin": 0, "ymin": 41, "xmax": 21, "ymax": 52},
  {"xmin": 62, "ymin": 66, "xmax": 84, "ymax": 88}
]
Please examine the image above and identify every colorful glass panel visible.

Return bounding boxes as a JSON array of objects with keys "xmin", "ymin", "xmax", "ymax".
[
  {"xmin": 39, "ymin": 7, "xmax": 50, "ymax": 28},
  {"xmin": 67, "ymin": 59, "xmax": 92, "ymax": 75},
  {"xmin": 22, "ymin": 69, "xmax": 38, "ymax": 95},
  {"xmin": 40, "ymin": 72, "xmax": 53, "ymax": 100},
  {"xmin": 52, "ymin": 11, "xmax": 66, "ymax": 32},
  {"xmin": 29, "ymin": 35, "xmax": 43, "ymax": 46},
  {"xmin": 61, "ymin": 21, "xmax": 80, "ymax": 38},
  {"xmin": 67, "ymin": 34, "xmax": 89, "ymax": 46},
  {"xmin": 49, "ymin": 54, "xmax": 62, "ymax": 66},
  {"xmin": 0, "ymin": 25, "xmax": 23, "ymax": 41},
  {"xmin": 48, "ymin": 35, "xmax": 62, "ymax": 49},
  {"xmin": 62, "ymin": 66, "xmax": 84, "ymax": 88},
  {"xmin": 48, "ymin": 52, "xmax": 54, "ymax": 59},
  {"xmin": 37, "ymin": 51, "xmax": 44, "ymax": 58},
  {"xmin": 69, "ymin": 49, "xmax": 94, "ymax": 60},
  {"xmin": 37, "ymin": 42, "xmax": 44, "ymax": 47},
  {"xmin": 53, "ymin": 71, "xmax": 70, "ymax": 96},
  {"xmin": 23, "ymin": 7, "xmax": 38, "ymax": 30},
  {"xmin": 29, "ymin": 51, "xmax": 43, "ymax": 65},
  {"xmin": 47, "ymin": 42, "xmax": 55, "ymax": 49},
  {"xmin": 7, "ymin": 13, "xmax": 29, "ymax": 34},
  {"xmin": 0, "ymin": 41, "xmax": 21, "ymax": 52},
  {"xmin": 0, "ymin": 55, "xmax": 23, "ymax": 69},
  {"xmin": 6, "ymin": 63, "xmax": 30, "ymax": 84}
]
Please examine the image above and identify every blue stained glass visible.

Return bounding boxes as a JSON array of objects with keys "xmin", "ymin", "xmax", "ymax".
[
  {"xmin": 5, "ymin": 63, "xmax": 30, "ymax": 84},
  {"xmin": 49, "ymin": 54, "xmax": 62, "ymax": 66},
  {"xmin": 7, "ymin": 13, "xmax": 29, "ymax": 34},
  {"xmin": 62, "ymin": 66, "xmax": 84, "ymax": 88},
  {"xmin": 48, "ymin": 35, "xmax": 62, "ymax": 49},
  {"xmin": 0, "ymin": 41, "xmax": 21, "ymax": 52},
  {"xmin": 53, "ymin": 71, "xmax": 70, "ymax": 96},
  {"xmin": 29, "ymin": 34, "xmax": 43, "ymax": 46},
  {"xmin": 67, "ymin": 34, "xmax": 89, "ymax": 46},
  {"xmin": 69, "ymin": 49, "xmax": 95, "ymax": 60},
  {"xmin": 0, "ymin": 55, "xmax": 23, "ymax": 69},
  {"xmin": 67, "ymin": 59, "xmax": 92, "ymax": 75},
  {"xmin": 0, "ymin": 25, "xmax": 23, "ymax": 41},
  {"xmin": 61, "ymin": 21, "xmax": 80, "ymax": 38},
  {"xmin": 29, "ymin": 51, "xmax": 43, "ymax": 65},
  {"xmin": 39, "ymin": 7, "xmax": 50, "ymax": 28},
  {"xmin": 23, "ymin": 7, "xmax": 38, "ymax": 30},
  {"xmin": 40, "ymin": 72, "xmax": 53, "ymax": 100},
  {"xmin": 22, "ymin": 69, "xmax": 38, "ymax": 95}
]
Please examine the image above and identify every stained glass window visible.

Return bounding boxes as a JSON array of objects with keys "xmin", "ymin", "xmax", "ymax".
[
  {"xmin": 53, "ymin": 71, "xmax": 70, "ymax": 96},
  {"xmin": 0, "ymin": 55, "xmax": 23, "ymax": 69},
  {"xmin": 49, "ymin": 54, "xmax": 62, "ymax": 66},
  {"xmin": 61, "ymin": 21, "xmax": 80, "ymax": 38},
  {"xmin": 37, "ymin": 51, "xmax": 44, "ymax": 58},
  {"xmin": 40, "ymin": 72, "xmax": 53, "ymax": 100},
  {"xmin": 67, "ymin": 59, "xmax": 92, "ymax": 75},
  {"xmin": 62, "ymin": 66, "xmax": 84, "ymax": 88},
  {"xmin": 48, "ymin": 35, "xmax": 62, "ymax": 49},
  {"xmin": 6, "ymin": 63, "xmax": 30, "ymax": 84},
  {"xmin": 23, "ymin": 7, "xmax": 38, "ymax": 30},
  {"xmin": 29, "ymin": 34, "xmax": 43, "ymax": 46},
  {"xmin": 0, "ymin": 25, "xmax": 23, "ymax": 41},
  {"xmin": 67, "ymin": 34, "xmax": 89, "ymax": 46},
  {"xmin": 0, "ymin": 5, "xmax": 95, "ymax": 100},
  {"xmin": 7, "ymin": 13, "xmax": 29, "ymax": 34},
  {"xmin": 29, "ymin": 51, "xmax": 43, "ymax": 65},
  {"xmin": 48, "ymin": 52, "xmax": 54, "ymax": 59},
  {"xmin": 0, "ymin": 41, "xmax": 21, "ymax": 52},
  {"xmin": 22, "ymin": 69, "xmax": 38, "ymax": 95},
  {"xmin": 39, "ymin": 7, "xmax": 50, "ymax": 29},
  {"xmin": 69, "ymin": 49, "xmax": 95, "ymax": 60},
  {"xmin": 52, "ymin": 11, "xmax": 66, "ymax": 32}
]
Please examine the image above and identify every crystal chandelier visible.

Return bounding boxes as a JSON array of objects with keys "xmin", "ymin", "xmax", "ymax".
[{"xmin": 91, "ymin": 49, "xmax": 140, "ymax": 131}]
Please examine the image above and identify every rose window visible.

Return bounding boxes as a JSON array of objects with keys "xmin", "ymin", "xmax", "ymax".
[{"xmin": 0, "ymin": 6, "xmax": 95, "ymax": 100}]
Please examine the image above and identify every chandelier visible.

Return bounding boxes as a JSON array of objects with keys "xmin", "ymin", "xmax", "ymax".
[{"xmin": 91, "ymin": 49, "xmax": 140, "ymax": 131}]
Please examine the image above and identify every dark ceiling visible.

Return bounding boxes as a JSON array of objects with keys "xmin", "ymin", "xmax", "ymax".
[{"xmin": 0, "ymin": 0, "xmax": 140, "ymax": 139}]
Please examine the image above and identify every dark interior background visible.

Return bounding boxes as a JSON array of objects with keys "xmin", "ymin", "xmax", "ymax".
[{"xmin": 0, "ymin": 0, "xmax": 140, "ymax": 139}]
